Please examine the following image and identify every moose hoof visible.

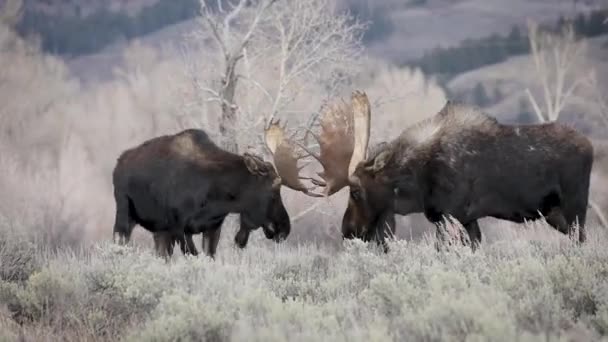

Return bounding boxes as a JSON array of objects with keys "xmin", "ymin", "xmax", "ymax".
[{"xmin": 113, "ymin": 232, "xmax": 129, "ymax": 245}]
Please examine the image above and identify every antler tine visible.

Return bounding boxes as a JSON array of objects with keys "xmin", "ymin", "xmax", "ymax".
[
  {"xmin": 348, "ymin": 90, "xmax": 371, "ymax": 177},
  {"xmin": 301, "ymin": 91, "xmax": 362, "ymax": 197},
  {"xmin": 262, "ymin": 90, "xmax": 372, "ymax": 198},
  {"xmin": 263, "ymin": 119, "xmax": 326, "ymax": 198}
]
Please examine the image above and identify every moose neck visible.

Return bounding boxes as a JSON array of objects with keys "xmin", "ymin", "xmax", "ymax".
[
  {"xmin": 200, "ymin": 159, "xmax": 258, "ymax": 212},
  {"xmin": 386, "ymin": 141, "xmax": 431, "ymax": 216}
]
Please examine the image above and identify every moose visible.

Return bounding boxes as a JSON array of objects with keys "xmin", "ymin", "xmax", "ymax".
[
  {"xmin": 111, "ymin": 123, "xmax": 322, "ymax": 258},
  {"xmin": 295, "ymin": 96, "xmax": 593, "ymax": 250},
  {"xmin": 112, "ymin": 89, "xmax": 594, "ymax": 256},
  {"xmin": 272, "ymin": 92, "xmax": 593, "ymax": 251}
]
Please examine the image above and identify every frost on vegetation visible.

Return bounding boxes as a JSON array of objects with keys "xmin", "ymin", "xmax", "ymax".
[
  {"xmin": 0, "ymin": 228, "xmax": 608, "ymax": 341},
  {"xmin": 0, "ymin": 227, "xmax": 40, "ymax": 283}
]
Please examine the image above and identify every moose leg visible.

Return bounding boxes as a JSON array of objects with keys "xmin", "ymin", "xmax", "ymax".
[
  {"xmin": 431, "ymin": 215, "xmax": 464, "ymax": 252},
  {"xmin": 175, "ymin": 234, "xmax": 199, "ymax": 256},
  {"xmin": 202, "ymin": 216, "xmax": 226, "ymax": 259},
  {"xmin": 153, "ymin": 232, "xmax": 173, "ymax": 261},
  {"xmin": 566, "ymin": 201, "xmax": 588, "ymax": 244},
  {"xmin": 433, "ymin": 222, "xmax": 446, "ymax": 252},
  {"xmin": 371, "ymin": 210, "xmax": 396, "ymax": 253},
  {"xmin": 545, "ymin": 206, "xmax": 571, "ymax": 237},
  {"xmin": 185, "ymin": 234, "xmax": 199, "ymax": 256},
  {"xmin": 202, "ymin": 228, "xmax": 222, "ymax": 259},
  {"xmin": 113, "ymin": 194, "xmax": 135, "ymax": 245},
  {"xmin": 234, "ymin": 227, "xmax": 250, "ymax": 249},
  {"xmin": 572, "ymin": 209, "xmax": 587, "ymax": 244},
  {"xmin": 235, "ymin": 214, "xmax": 257, "ymax": 249},
  {"xmin": 464, "ymin": 220, "xmax": 482, "ymax": 252}
]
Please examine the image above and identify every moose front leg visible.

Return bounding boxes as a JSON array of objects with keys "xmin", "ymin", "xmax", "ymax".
[
  {"xmin": 367, "ymin": 210, "xmax": 396, "ymax": 253},
  {"xmin": 464, "ymin": 220, "xmax": 482, "ymax": 252},
  {"xmin": 152, "ymin": 231, "xmax": 174, "ymax": 261},
  {"xmin": 424, "ymin": 205, "xmax": 450, "ymax": 251},
  {"xmin": 177, "ymin": 234, "xmax": 199, "ymax": 256}
]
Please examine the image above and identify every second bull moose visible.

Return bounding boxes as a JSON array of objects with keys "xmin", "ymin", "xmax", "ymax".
[{"xmin": 289, "ymin": 92, "xmax": 593, "ymax": 251}]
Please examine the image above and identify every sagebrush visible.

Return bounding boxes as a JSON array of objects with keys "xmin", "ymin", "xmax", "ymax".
[{"xmin": 1, "ymin": 220, "xmax": 608, "ymax": 341}]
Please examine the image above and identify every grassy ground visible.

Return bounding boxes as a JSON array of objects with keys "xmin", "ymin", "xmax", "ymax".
[{"xmin": 1, "ymin": 220, "xmax": 608, "ymax": 342}]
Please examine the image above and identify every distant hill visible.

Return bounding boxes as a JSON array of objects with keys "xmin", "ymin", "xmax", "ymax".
[
  {"xmin": 61, "ymin": 0, "xmax": 606, "ymax": 85},
  {"xmin": 447, "ymin": 34, "xmax": 608, "ymax": 137},
  {"xmin": 23, "ymin": 0, "xmax": 161, "ymax": 17},
  {"xmin": 17, "ymin": 0, "xmax": 200, "ymax": 56},
  {"xmin": 17, "ymin": 0, "xmax": 604, "ymax": 59},
  {"xmin": 362, "ymin": 0, "xmax": 604, "ymax": 62}
]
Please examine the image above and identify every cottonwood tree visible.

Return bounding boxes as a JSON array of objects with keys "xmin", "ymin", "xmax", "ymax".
[
  {"xmin": 181, "ymin": 0, "xmax": 366, "ymax": 249},
  {"xmin": 525, "ymin": 20, "xmax": 592, "ymax": 123},
  {"xmin": 0, "ymin": 0, "xmax": 22, "ymax": 27},
  {"xmin": 587, "ymin": 73, "xmax": 608, "ymax": 128},
  {"xmin": 184, "ymin": 0, "xmax": 366, "ymax": 153},
  {"xmin": 525, "ymin": 19, "xmax": 607, "ymax": 230}
]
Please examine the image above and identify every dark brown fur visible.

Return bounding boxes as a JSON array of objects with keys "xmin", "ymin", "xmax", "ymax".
[
  {"xmin": 342, "ymin": 101, "xmax": 594, "ymax": 250},
  {"xmin": 112, "ymin": 129, "xmax": 291, "ymax": 258}
]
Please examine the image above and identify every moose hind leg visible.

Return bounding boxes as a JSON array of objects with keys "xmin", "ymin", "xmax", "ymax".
[
  {"xmin": 113, "ymin": 194, "xmax": 135, "ymax": 245},
  {"xmin": 464, "ymin": 220, "xmax": 482, "ymax": 252},
  {"xmin": 541, "ymin": 191, "xmax": 575, "ymax": 239},
  {"xmin": 573, "ymin": 209, "xmax": 587, "ymax": 244},
  {"xmin": 545, "ymin": 207, "xmax": 571, "ymax": 237},
  {"xmin": 202, "ymin": 216, "xmax": 226, "ymax": 259},
  {"xmin": 175, "ymin": 234, "xmax": 198, "ymax": 256},
  {"xmin": 370, "ymin": 211, "xmax": 395, "ymax": 254},
  {"xmin": 565, "ymin": 201, "xmax": 588, "ymax": 244},
  {"xmin": 185, "ymin": 234, "xmax": 199, "ymax": 256},
  {"xmin": 153, "ymin": 232, "xmax": 173, "ymax": 261}
]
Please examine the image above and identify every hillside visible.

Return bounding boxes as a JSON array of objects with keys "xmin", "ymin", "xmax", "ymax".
[
  {"xmin": 447, "ymin": 34, "xmax": 608, "ymax": 136},
  {"xmin": 23, "ymin": 0, "xmax": 161, "ymax": 17},
  {"xmin": 367, "ymin": 0, "xmax": 603, "ymax": 62},
  {"xmin": 62, "ymin": 0, "xmax": 606, "ymax": 85}
]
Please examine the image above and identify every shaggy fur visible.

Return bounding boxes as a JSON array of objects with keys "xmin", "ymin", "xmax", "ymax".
[
  {"xmin": 112, "ymin": 129, "xmax": 291, "ymax": 258},
  {"xmin": 342, "ymin": 101, "xmax": 594, "ymax": 250}
]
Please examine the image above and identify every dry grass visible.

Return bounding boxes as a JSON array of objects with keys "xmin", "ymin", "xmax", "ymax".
[{"xmin": 1, "ymin": 217, "xmax": 608, "ymax": 342}]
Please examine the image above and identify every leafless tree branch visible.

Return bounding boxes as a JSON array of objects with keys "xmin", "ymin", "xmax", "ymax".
[
  {"xmin": 525, "ymin": 20, "xmax": 591, "ymax": 122},
  {"xmin": 526, "ymin": 19, "xmax": 607, "ymax": 230}
]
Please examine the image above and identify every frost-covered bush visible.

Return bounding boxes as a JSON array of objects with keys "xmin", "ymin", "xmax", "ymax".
[
  {"xmin": 0, "ymin": 226, "xmax": 40, "ymax": 283},
  {"xmin": 1, "ymin": 225, "xmax": 607, "ymax": 341}
]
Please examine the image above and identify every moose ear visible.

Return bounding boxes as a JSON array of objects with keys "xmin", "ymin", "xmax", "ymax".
[
  {"xmin": 365, "ymin": 150, "xmax": 392, "ymax": 173},
  {"xmin": 243, "ymin": 153, "xmax": 269, "ymax": 177}
]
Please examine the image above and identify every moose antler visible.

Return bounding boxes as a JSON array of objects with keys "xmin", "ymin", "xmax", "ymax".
[
  {"xmin": 349, "ymin": 90, "xmax": 371, "ymax": 176},
  {"xmin": 298, "ymin": 90, "xmax": 371, "ymax": 196},
  {"xmin": 264, "ymin": 119, "xmax": 324, "ymax": 198}
]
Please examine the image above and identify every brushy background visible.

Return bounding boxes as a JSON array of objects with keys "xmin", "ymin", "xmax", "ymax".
[{"xmin": 1, "ymin": 0, "xmax": 608, "ymax": 341}]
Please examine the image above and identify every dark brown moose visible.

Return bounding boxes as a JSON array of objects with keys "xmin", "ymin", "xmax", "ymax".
[
  {"xmin": 111, "ymin": 124, "xmax": 322, "ymax": 258},
  {"xmin": 295, "ymin": 96, "xmax": 593, "ymax": 251}
]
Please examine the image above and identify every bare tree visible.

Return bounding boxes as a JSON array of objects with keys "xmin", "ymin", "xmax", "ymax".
[
  {"xmin": 186, "ymin": 0, "xmax": 365, "ymax": 153},
  {"xmin": 525, "ymin": 19, "xmax": 607, "ymax": 230},
  {"xmin": 248, "ymin": 0, "xmax": 366, "ymax": 125},
  {"xmin": 192, "ymin": 0, "xmax": 277, "ymax": 152},
  {"xmin": 180, "ymin": 0, "xmax": 366, "ymax": 249},
  {"xmin": 587, "ymin": 73, "xmax": 608, "ymax": 128},
  {"xmin": 525, "ymin": 20, "xmax": 592, "ymax": 123},
  {"xmin": 0, "ymin": 0, "xmax": 22, "ymax": 28}
]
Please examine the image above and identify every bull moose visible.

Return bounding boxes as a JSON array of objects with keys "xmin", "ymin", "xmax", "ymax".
[
  {"xmin": 280, "ymin": 92, "xmax": 593, "ymax": 251},
  {"xmin": 111, "ymin": 124, "xmax": 322, "ymax": 258}
]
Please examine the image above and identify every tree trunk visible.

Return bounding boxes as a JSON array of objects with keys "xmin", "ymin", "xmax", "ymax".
[
  {"xmin": 216, "ymin": 55, "xmax": 241, "ymax": 243},
  {"xmin": 219, "ymin": 55, "xmax": 239, "ymax": 153}
]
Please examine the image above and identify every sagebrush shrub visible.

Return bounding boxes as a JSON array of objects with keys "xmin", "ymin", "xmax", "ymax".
[{"xmin": 0, "ymin": 226, "xmax": 607, "ymax": 341}]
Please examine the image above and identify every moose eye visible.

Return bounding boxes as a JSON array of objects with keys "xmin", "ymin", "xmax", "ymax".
[{"xmin": 350, "ymin": 188, "xmax": 362, "ymax": 201}]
